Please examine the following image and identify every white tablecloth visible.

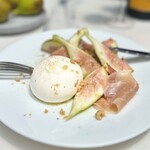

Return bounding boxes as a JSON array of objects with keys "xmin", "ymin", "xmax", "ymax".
[{"xmin": 0, "ymin": 0, "xmax": 150, "ymax": 150}]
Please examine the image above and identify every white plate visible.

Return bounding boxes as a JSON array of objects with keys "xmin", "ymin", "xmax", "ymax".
[
  {"xmin": 0, "ymin": 11, "xmax": 46, "ymax": 35},
  {"xmin": 0, "ymin": 29, "xmax": 150, "ymax": 148}
]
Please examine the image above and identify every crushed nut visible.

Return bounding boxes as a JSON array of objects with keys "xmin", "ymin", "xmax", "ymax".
[
  {"xmin": 44, "ymin": 109, "xmax": 49, "ymax": 114},
  {"xmin": 74, "ymin": 79, "xmax": 79, "ymax": 87},
  {"xmin": 95, "ymin": 110, "xmax": 105, "ymax": 120},
  {"xmin": 59, "ymin": 108, "xmax": 66, "ymax": 116},
  {"xmin": 70, "ymin": 59, "xmax": 76, "ymax": 64},
  {"xmin": 75, "ymin": 70, "xmax": 79, "ymax": 74},
  {"xmin": 15, "ymin": 79, "xmax": 20, "ymax": 82},
  {"xmin": 62, "ymin": 65, "xmax": 68, "ymax": 70}
]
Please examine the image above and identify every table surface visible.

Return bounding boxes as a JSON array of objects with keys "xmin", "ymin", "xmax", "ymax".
[{"xmin": 0, "ymin": 0, "xmax": 150, "ymax": 150}]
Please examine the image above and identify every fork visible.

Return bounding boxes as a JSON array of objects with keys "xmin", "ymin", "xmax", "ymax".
[
  {"xmin": 111, "ymin": 47, "xmax": 150, "ymax": 58},
  {"xmin": 0, "ymin": 62, "xmax": 34, "ymax": 79}
]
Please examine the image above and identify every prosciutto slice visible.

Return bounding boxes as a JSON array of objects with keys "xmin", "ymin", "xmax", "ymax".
[
  {"xmin": 51, "ymin": 46, "xmax": 69, "ymax": 57},
  {"xmin": 94, "ymin": 72, "xmax": 139, "ymax": 113}
]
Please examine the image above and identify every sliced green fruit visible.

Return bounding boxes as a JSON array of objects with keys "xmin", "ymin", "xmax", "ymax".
[
  {"xmin": 66, "ymin": 67, "xmax": 108, "ymax": 120},
  {"xmin": 86, "ymin": 34, "xmax": 133, "ymax": 73},
  {"xmin": 53, "ymin": 35, "xmax": 100, "ymax": 77},
  {"xmin": 41, "ymin": 39, "xmax": 63, "ymax": 53},
  {"xmin": 69, "ymin": 28, "xmax": 89, "ymax": 46},
  {"xmin": 41, "ymin": 28, "xmax": 89, "ymax": 53}
]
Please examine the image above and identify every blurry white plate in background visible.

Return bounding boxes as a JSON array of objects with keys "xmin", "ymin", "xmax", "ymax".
[{"xmin": 0, "ymin": 11, "xmax": 46, "ymax": 35}]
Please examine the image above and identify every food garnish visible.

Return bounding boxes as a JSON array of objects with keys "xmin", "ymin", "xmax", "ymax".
[{"xmin": 95, "ymin": 110, "xmax": 105, "ymax": 120}]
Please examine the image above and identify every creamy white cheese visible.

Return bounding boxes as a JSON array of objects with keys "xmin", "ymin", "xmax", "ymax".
[{"xmin": 30, "ymin": 56, "xmax": 83, "ymax": 103}]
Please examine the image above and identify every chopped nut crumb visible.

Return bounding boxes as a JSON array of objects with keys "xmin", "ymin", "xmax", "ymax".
[
  {"xmin": 44, "ymin": 109, "xmax": 49, "ymax": 114},
  {"xmin": 53, "ymin": 83, "xmax": 60, "ymax": 87},
  {"xmin": 15, "ymin": 79, "xmax": 20, "ymax": 82},
  {"xmin": 75, "ymin": 70, "xmax": 79, "ymax": 74},
  {"xmin": 59, "ymin": 108, "xmax": 66, "ymax": 116},
  {"xmin": 54, "ymin": 91, "xmax": 59, "ymax": 96},
  {"xmin": 62, "ymin": 65, "xmax": 68, "ymax": 70},
  {"xmin": 70, "ymin": 59, "xmax": 75, "ymax": 64},
  {"xmin": 74, "ymin": 79, "xmax": 79, "ymax": 87},
  {"xmin": 77, "ymin": 81, "xmax": 86, "ymax": 92},
  {"xmin": 95, "ymin": 110, "xmax": 105, "ymax": 120}
]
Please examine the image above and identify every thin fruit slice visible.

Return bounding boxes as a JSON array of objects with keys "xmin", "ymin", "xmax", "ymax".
[
  {"xmin": 69, "ymin": 28, "xmax": 89, "ymax": 46},
  {"xmin": 41, "ymin": 28, "xmax": 89, "ymax": 53},
  {"xmin": 53, "ymin": 35, "xmax": 100, "ymax": 77},
  {"xmin": 41, "ymin": 39, "xmax": 63, "ymax": 53},
  {"xmin": 51, "ymin": 46, "xmax": 69, "ymax": 57},
  {"xmin": 86, "ymin": 34, "xmax": 133, "ymax": 74},
  {"xmin": 66, "ymin": 67, "xmax": 108, "ymax": 120}
]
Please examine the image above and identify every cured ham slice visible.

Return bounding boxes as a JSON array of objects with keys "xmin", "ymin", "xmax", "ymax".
[
  {"xmin": 51, "ymin": 46, "xmax": 69, "ymax": 57},
  {"xmin": 102, "ymin": 38, "xmax": 118, "ymax": 48},
  {"xmin": 79, "ymin": 38, "xmax": 117, "ymax": 55},
  {"xmin": 79, "ymin": 39, "xmax": 97, "ymax": 59},
  {"xmin": 94, "ymin": 72, "xmax": 139, "ymax": 113},
  {"xmin": 79, "ymin": 38, "xmax": 118, "ymax": 62}
]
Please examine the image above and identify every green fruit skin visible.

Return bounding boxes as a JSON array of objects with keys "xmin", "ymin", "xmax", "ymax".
[
  {"xmin": 0, "ymin": 0, "xmax": 11, "ymax": 22},
  {"xmin": 13, "ymin": 0, "xmax": 43, "ymax": 15}
]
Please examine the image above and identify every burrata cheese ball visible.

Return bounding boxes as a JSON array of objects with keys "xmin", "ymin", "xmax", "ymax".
[{"xmin": 30, "ymin": 56, "xmax": 83, "ymax": 103}]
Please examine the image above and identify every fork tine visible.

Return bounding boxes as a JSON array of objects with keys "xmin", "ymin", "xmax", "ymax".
[
  {"xmin": 0, "ymin": 67, "xmax": 33, "ymax": 74},
  {"xmin": 0, "ymin": 71, "xmax": 31, "ymax": 79},
  {"xmin": 0, "ymin": 61, "xmax": 33, "ymax": 68},
  {"xmin": 0, "ymin": 62, "xmax": 34, "ymax": 79},
  {"xmin": 0, "ymin": 62, "xmax": 33, "ymax": 73},
  {"xmin": 0, "ymin": 75, "xmax": 31, "ymax": 79}
]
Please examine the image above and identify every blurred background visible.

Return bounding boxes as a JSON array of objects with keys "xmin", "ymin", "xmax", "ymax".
[
  {"xmin": 0, "ymin": 0, "xmax": 150, "ymax": 49},
  {"xmin": 43, "ymin": 0, "xmax": 150, "ymax": 49}
]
